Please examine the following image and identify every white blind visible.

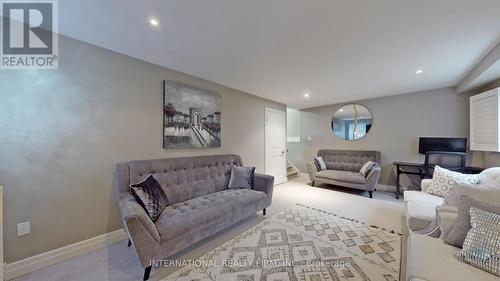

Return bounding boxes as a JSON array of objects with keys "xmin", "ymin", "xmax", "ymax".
[{"xmin": 471, "ymin": 94, "xmax": 497, "ymax": 148}]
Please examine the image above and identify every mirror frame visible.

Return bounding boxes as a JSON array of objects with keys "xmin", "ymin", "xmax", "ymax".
[{"xmin": 331, "ymin": 103, "xmax": 373, "ymax": 141}]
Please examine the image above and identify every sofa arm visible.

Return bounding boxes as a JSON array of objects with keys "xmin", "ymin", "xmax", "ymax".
[
  {"xmin": 306, "ymin": 162, "xmax": 318, "ymax": 181},
  {"xmin": 119, "ymin": 194, "xmax": 161, "ymax": 244},
  {"xmin": 436, "ymin": 205, "xmax": 458, "ymax": 240},
  {"xmin": 421, "ymin": 179, "xmax": 432, "ymax": 192},
  {"xmin": 254, "ymin": 173, "xmax": 274, "ymax": 202},
  {"xmin": 365, "ymin": 166, "xmax": 381, "ymax": 191}
]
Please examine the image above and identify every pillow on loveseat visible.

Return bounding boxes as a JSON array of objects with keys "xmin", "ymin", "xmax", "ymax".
[
  {"xmin": 359, "ymin": 161, "xmax": 377, "ymax": 177},
  {"xmin": 228, "ymin": 165, "xmax": 255, "ymax": 189},
  {"xmin": 314, "ymin": 156, "xmax": 327, "ymax": 171},
  {"xmin": 426, "ymin": 166, "xmax": 480, "ymax": 197},
  {"xmin": 130, "ymin": 175, "xmax": 169, "ymax": 222}
]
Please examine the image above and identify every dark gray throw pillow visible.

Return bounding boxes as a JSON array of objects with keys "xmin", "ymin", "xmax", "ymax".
[
  {"xmin": 130, "ymin": 175, "xmax": 169, "ymax": 222},
  {"xmin": 445, "ymin": 195, "xmax": 500, "ymax": 248},
  {"xmin": 228, "ymin": 165, "xmax": 255, "ymax": 189},
  {"xmin": 359, "ymin": 161, "xmax": 377, "ymax": 177},
  {"xmin": 314, "ymin": 156, "xmax": 327, "ymax": 171}
]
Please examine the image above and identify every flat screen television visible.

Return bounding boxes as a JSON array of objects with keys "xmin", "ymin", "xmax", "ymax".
[{"xmin": 418, "ymin": 137, "xmax": 467, "ymax": 154}]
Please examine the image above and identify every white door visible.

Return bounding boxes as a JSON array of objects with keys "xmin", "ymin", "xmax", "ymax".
[{"xmin": 265, "ymin": 108, "xmax": 287, "ymax": 185}]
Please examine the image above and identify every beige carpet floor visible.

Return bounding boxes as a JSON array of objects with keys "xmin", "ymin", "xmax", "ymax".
[{"xmin": 12, "ymin": 174, "xmax": 404, "ymax": 281}]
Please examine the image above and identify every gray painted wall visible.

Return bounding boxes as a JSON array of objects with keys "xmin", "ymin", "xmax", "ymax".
[
  {"xmin": 288, "ymin": 87, "xmax": 482, "ymax": 188},
  {"xmin": 0, "ymin": 35, "xmax": 285, "ymax": 263}
]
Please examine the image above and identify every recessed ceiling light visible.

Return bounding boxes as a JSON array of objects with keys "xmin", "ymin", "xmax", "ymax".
[
  {"xmin": 304, "ymin": 92, "xmax": 310, "ymax": 98},
  {"xmin": 416, "ymin": 69, "xmax": 423, "ymax": 74},
  {"xmin": 340, "ymin": 109, "xmax": 344, "ymax": 112},
  {"xmin": 149, "ymin": 18, "xmax": 159, "ymax": 26}
]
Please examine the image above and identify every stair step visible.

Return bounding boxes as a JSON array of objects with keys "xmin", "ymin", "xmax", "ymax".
[{"xmin": 286, "ymin": 158, "xmax": 299, "ymax": 179}]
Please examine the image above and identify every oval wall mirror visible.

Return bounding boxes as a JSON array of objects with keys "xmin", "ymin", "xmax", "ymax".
[{"xmin": 331, "ymin": 104, "xmax": 373, "ymax": 141}]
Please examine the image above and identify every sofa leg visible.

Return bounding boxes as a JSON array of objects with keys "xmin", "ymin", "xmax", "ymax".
[
  {"xmin": 143, "ymin": 266, "xmax": 152, "ymax": 281},
  {"xmin": 127, "ymin": 239, "xmax": 131, "ymax": 247},
  {"xmin": 263, "ymin": 208, "xmax": 266, "ymax": 216},
  {"xmin": 311, "ymin": 181, "xmax": 315, "ymax": 187},
  {"xmin": 368, "ymin": 191, "xmax": 373, "ymax": 198}
]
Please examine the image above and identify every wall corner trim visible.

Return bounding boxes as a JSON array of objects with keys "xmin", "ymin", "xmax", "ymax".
[{"xmin": 4, "ymin": 229, "xmax": 126, "ymax": 280}]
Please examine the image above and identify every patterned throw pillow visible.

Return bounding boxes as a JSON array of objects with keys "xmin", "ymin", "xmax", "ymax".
[
  {"xmin": 456, "ymin": 207, "xmax": 500, "ymax": 277},
  {"xmin": 426, "ymin": 166, "xmax": 480, "ymax": 197},
  {"xmin": 228, "ymin": 166, "xmax": 255, "ymax": 189},
  {"xmin": 314, "ymin": 156, "xmax": 327, "ymax": 171},
  {"xmin": 359, "ymin": 161, "xmax": 377, "ymax": 177},
  {"xmin": 130, "ymin": 175, "xmax": 169, "ymax": 222}
]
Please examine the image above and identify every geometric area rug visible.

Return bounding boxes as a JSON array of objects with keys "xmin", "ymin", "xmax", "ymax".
[{"xmin": 161, "ymin": 204, "xmax": 401, "ymax": 281}]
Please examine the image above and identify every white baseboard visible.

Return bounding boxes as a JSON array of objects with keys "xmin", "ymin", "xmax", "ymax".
[{"xmin": 4, "ymin": 229, "xmax": 127, "ymax": 280}]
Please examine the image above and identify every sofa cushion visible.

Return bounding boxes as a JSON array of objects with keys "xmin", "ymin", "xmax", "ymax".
[
  {"xmin": 407, "ymin": 233, "xmax": 500, "ymax": 281},
  {"xmin": 317, "ymin": 150, "xmax": 380, "ymax": 172},
  {"xmin": 404, "ymin": 190, "xmax": 444, "ymax": 205},
  {"xmin": 315, "ymin": 170, "xmax": 366, "ymax": 184},
  {"xmin": 479, "ymin": 167, "xmax": 500, "ymax": 185},
  {"xmin": 445, "ymin": 183, "xmax": 500, "ymax": 208},
  {"xmin": 155, "ymin": 189, "xmax": 266, "ymax": 243},
  {"xmin": 125, "ymin": 154, "xmax": 243, "ymax": 205}
]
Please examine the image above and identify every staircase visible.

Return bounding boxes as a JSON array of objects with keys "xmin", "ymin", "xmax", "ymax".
[{"xmin": 286, "ymin": 159, "xmax": 299, "ymax": 179}]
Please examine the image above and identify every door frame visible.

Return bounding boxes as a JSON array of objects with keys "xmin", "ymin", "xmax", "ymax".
[{"xmin": 265, "ymin": 107, "xmax": 287, "ymax": 185}]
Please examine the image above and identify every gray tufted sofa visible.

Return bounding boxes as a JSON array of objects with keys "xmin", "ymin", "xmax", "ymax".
[
  {"xmin": 307, "ymin": 150, "xmax": 381, "ymax": 198},
  {"xmin": 113, "ymin": 154, "xmax": 274, "ymax": 280}
]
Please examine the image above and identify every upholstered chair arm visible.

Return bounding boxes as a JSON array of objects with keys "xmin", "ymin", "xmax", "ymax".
[
  {"xmin": 254, "ymin": 173, "xmax": 274, "ymax": 204},
  {"xmin": 421, "ymin": 179, "xmax": 433, "ymax": 192},
  {"xmin": 306, "ymin": 162, "xmax": 318, "ymax": 181},
  {"xmin": 365, "ymin": 166, "xmax": 381, "ymax": 191},
  {"xmin": 436, "ymin": 205, "xmax": 458, "ymax": 240},
  {"xmin": 119, "ymin": 194, "xmax": 161, "ymax": 245}
]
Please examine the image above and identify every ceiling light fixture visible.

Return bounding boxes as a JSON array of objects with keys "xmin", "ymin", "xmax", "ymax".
[
  {"xmin": 149, "ymin": 18, "xmax": 159, "ymax": 26},
  {"xmin": 415, "ymin": 69, "xmax": 423, "ymax": 74},
  {"xmin": 304, "ymin": 93, "xmax": 310, "ymax": 98}
]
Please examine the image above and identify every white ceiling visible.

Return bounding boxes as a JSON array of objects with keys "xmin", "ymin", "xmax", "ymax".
[{"xmin": 58, "ymin": 0, "xmax": 500, "ymax": 109}]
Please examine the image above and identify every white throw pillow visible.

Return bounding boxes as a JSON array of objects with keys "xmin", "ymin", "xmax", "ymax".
[
  {"xmin": 426, "ymin": 166, "xmax": 480, "ymax": 197},
  {"xmin": 444, "ymin": 183, "xmax": 500, "ymax": 208}
]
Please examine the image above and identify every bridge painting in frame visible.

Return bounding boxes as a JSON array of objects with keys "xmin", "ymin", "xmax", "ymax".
[{"xmin": 163, "ymin": 81, "xmax": 221, "ymax": 148}]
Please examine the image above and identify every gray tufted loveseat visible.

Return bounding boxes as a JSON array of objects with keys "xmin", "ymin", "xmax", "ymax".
[
  {"xmin": 307, "ymin": 150, "xmax": 381, "ymax": 198},
  {"xmin": 113, "ymin": 154, "xmax": 274, "ymax": 280}
]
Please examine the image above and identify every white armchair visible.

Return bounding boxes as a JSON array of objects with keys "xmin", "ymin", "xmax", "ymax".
[
  {"xmin": 403, "ymin": 168, "xmax": 500, "ymax": 233},
  {"xmin": 404, "ymin": 179, "xmax": 444, "ymax": 233},
  {"xmin": 404, "ymin": 167, "xmax": 500, "ymax": 281}
]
